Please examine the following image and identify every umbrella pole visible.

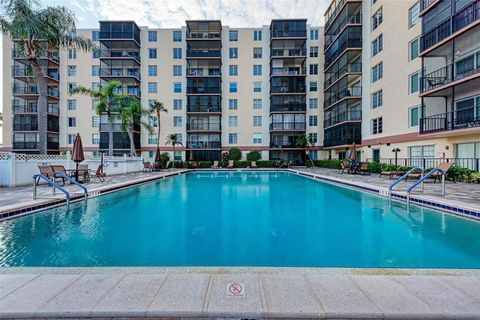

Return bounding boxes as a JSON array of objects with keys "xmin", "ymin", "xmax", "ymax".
[{"xmin": 76, "ymin": 162, "xmax": 79, "ymax": 182}]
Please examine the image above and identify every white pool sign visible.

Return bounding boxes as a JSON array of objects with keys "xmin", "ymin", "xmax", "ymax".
[{"xmin": 226, "ymin": 282, "xmax": 246, "ymax": 298}]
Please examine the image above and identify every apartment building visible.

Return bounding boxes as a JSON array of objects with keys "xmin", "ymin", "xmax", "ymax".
[{"xmin": 1, "ymin": 20, "xmax": 323, "ymax": 164}]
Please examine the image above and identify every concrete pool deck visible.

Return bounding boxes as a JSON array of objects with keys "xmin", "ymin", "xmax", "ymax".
[{"xmin": 1, "ymin": 269, "xmax": 480, "ymax": 319}]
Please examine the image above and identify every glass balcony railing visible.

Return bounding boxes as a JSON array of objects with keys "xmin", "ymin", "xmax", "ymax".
[
  {"xmin": 324, "ymin": 12, "xmax": 362, "ymax": 50},
  {"xmin": 324, "ymin": 86, "xmax": 362, "ymax": 108},
  {"xmin": 12, "ymin": 66, "xmax": 59, "ymax": 80},
  {"xmin": 100, "ymin": 50, "xmax": 141, "ymax": 62},
  {"xmin": 186, "ymin": 31, "xmax": 221, "ymax": 39},
  {"xmin": 186, "ymin": 141, "xmax": 221, "ymax": 149},
  {"xmin": 187, "ymin": 105, "xmax": 221, "ymax": 112},
  {"xmin": 12, "ymin": 86, "xmax": 60, "ymax": 97},
  {"xmin": 270, "ymin": 102, "xmax": 306, "ymax": 112},
  {"xmin": 186, "ymin": 50, "xmax": 222, "ymax": 58},
  {"xmin": 186, "ymin": 122, "xmax": 221, "ymax": 131},
  {"xmin": 13, "ymin": 141, "xmax": 39, "ymax": 149},
  {"xmin": 324, "ymin": 110, "xmax": 362, "ymax": 128},
  {"xmin": 186, "ymin": 68, "xmax": 221, "ymax": 76},
  {"xmin": 13, "ymin": 123, "xmax": 38, "ymax": 131},
  {"xmin": 323, "ymin": 134, "xmax": 361, "ymax": 148},
  {"xmin": 271, "ymin": 49, "xmax": 307, "ymax": 57},
  {"xmin": 100, "ymin": 68, "xmax": 140, "ymax": 78},
  {"xmin": 269, "ymin": 122, "xmax": 306, "ymax": 131},
  {"xmin": 324, "ymin": 62, "xmax": 362, "ymax": 88},
  {"xmin": 271, "ymin": 85, "xmax": 306, "ymax": 94},
  {"xmin": 12, "ymin": 102, "xmax": 37, "ymax": 113},
  {"xmin": 271, "ymin": 67, "xmax": 306, "ymax": 76}
]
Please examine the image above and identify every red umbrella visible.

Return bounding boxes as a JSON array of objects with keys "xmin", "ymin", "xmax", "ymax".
[
  {"xmin": 71, "ymin": 133, "xmax": 84, "ymax": 182},
  {"xmin": 154, "ymin": 146, "xmax": 161, "ymax": 163}
]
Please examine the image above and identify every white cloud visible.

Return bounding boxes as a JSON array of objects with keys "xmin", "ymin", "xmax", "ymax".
[{"xmin": 45, "ymin": 0, "xmax": 329, "ymax": 28}]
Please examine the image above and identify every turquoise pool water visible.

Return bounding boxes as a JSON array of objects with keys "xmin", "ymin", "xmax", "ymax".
[{"xmin": 1, "ymin": 171, "xmax": 479, "ymax": 268}]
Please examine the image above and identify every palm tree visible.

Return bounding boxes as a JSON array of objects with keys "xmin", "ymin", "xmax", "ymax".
[
  {"xmin": 0, "ymin": 0, "xmax": 95, "ymax": 154},
  {"xmin": 295, "ymin": 133, "xmax": 315, "ymax": 166},
  {"xmin": 70, "ymin": 80, "xmax": 124, "ymax": 156},
  {"xmin": 165, "ymin": 133, "xmax": 183, "ymax": 168},
  {"xmin": 149, "ymin": 100, "xmax": 168, "ymax": 153},
  {"xmin": 118, "ymin": 96, "xmax": 151, "ymax": 157}
]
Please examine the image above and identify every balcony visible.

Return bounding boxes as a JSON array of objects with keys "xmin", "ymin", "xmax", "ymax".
[
  {"xmin": 186, "ymin": 31, "xmax": 221, "ymax": 39},
  {"xmin": 100, "ymin": 50, "xmax": 141, "ymax": 62},
  {"xmin": 324, "ymin": 110, "xmax": 362, "ymax": 128},
  {"xmin": 13, "ymin": 122, "xmax": 38, "ymax": 131},
  {"xmin": 420, "ymin": 0, "xmax": 439, "ymax": 15},
  {"xmin": 12, "ymin": 86, "xmax": 60, "ymax": 98},
  {"xmin": 420, "ymin": 107, "xmax": 480, "ymax": 134},
  {"xmin": 324, "ymin": 12, "xmax": 362, "ymax": 50},
  {"xmin": 324, "ymin": 26, "xmax": 362, "ymax": 69},
  {"xmin": 48, "ymin": 104, "xmax": 60, "ymax": 115},
  {"xmin": 324, "ymin": 86, "xmax": 362, "ymax": 109},
  {"xmin": 324, "ymin": 62, "xmax": 361, "ymax": 89},
  {"xmin": 186, "ymin": 49, "xmax": 221, "ymax": 58},
  {"xmin": 271, "ymin": 48, "xmax": 307, "ymax": 58},
  {"xmin": 13, "ymin": 50, "xmax": 59, "ymax": 63},
  {"xmin": 421, "ymin": 0, "xmax": 480, "ymax": 53},
  {"xmin": 269, "ymin": 122, "xmax": 306, "ymax": 131},
  {"xmin": 270, "ymin": 102, "xmax": 306, "ymax": 112},
  {"xmin": 12, "ymin": 101, "xmax": 37, "ymax": 113},
  {"xmin": 12, "ymin": 141, "xmax": 39, "ymax": 150},
  {"xmin": 100, "ymin": 68, "xmax": 140, "ymax": 80},
  {"xmin": 186, "ymin": 68, "xmax": 221, "ymax": 76},
  {"xmin": 421, "ymin": 61, "xmax": 480, "ymax": 94},
  {"xmin": 100, "ymin": 123, "xmax": 123, "ymax": 131},
  {"xmin": 186, "ymin": 122, "xmax": 221, "ymax": 131},
  {"xmin": 186, "ymin": 141, "xmax": 221, "ymax": 149},
  {"xmin": 271, "ymin": 67, "xmax": 306, "ymax": 76},
  {"xmin": 186, "ymin": 86, "xmax": 221, "ymax": 94},
  {"xmin": 323, "ymin": 134, "xmax": 361, "ymax": 148},
  {"xmin": 12, "ymin": 66, "xmax": 59, "ymax": 81},
  {"xmin": 187, "ymin": 105, "xmax": 221, "ymax": 113},
  {"xmin": 269, "ymin": 135, "xmax": 301, "ymax": 148}
]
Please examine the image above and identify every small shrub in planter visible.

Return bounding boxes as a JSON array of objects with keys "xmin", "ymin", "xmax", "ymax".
[
  {"xmin": 256, "ymin": 160, "xmax": 277, "ymax": 168},
  {"xmin": 227, "ymin": 147, "xmax": 242, "ymax": 161},
  {"xmin": 198, "ymin": 161, "xmax": 213, "ymax": 168},
  {"xmin": 246, "ymin": 150, "xmax": 261, "ymax": 162}
]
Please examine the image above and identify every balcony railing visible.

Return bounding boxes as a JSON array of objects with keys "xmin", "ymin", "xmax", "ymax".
[
  {"xmin": 13, "ymin": 86, "xmax": 60, "ymax": 97},
  {"xmin": 186, "ymin": 86, "xmax": 221, "ymax": 94},
  {"xmin": 271, "ymin": 85, "xmax": 306, "ymax": 94},
  {"xmin": 420, "ymin": 107, "xmax": 480, "ymax": 134},
  {"xmin": 186, "ymin": 123, "xmax": 221, "ymax": 131},
  {"xmin": 100, "ymin": 50, "xmax": 140, "ymax": 62},
  {"xmin": 187, "ymin": 105, "xmax": 221, "ymax": 112},
  {"xmin": 186, "ymin": 141, "xmax": 221, "ymax": 149},
  {"xmin": 420, "ymin": 0, "xmax": 438, "ymax": 13},
  {"xmin": 13, "ymin": 123, "xmax": 38, "ymax": 131},
  {"xmin": 421, "ymin": 62, "xmax": 480, "ymax": 93},
  {"xmin": 421, "ymin": 0, "xmax": 480, "ymax": 52},
  {"xmin": 100, "ymin": 68, "xmax": 140, "ymax": 79},
  {"xmin": 324, "ymin": 12, "xmax": 362, "ymax": 50},
  {"xmin": 186, "ymin": 50, "xmax": 221, "ymax": 58},
  {"xmin": 271, "ymin": 49, "xmax": 307, "ymax": 57},
  {"xmin": 48, "ymin": 104, "xmax": 60, "ymax": 115},
  {"xmin": 270, "ymin": 102, "xmax": 306, "ymax": 112},
  {"xmin": 366, "ymin": 157, "xmax": 480, "ymax": 172},
  {"xmin": 13, "ymin": 50, "xmax": 59, "ymax": 62},
  {"xmin": 186, "ymin": 68, "xmax": 221, "ymax": 76},
  {"xmin": 186, "ymin": 31, "xmax": 221, "ymax": 39},
  {"xmin": 12, "ymin": 142, "xmax": 39, "ymax": 149},
  {"xmin": 271, "ymin": 67, "xmax": 306, "ymax": 76},
  {"xmin": 325, "ymin": 37, "xmax": 362, "ymax": 69},
  {"xmin": 323, "ymin": 134, "xmax": 361, "ymax": 148},
  {"xmin": 324, "ymin": 62, "xmax": 361, "ymax": 88},
  {"xmin": 324, "ymin": 86, "xmax": 362, "ymax": 108},
  {"xmin": 12, "ymin": 67, "xmax": 59, "ymax": 80},
  {"xmin": 12, "ymin": 102, "xmax": 37, "ymax": 113},
  {"xmin": 271, "ymin": 30, "xmax": 307, "ymax": 38},
  {"xmin": 47, "ymin": 141, "xmax": 59, "ymax": 149},
  {"xmin": 269, "ymin": 122, "xmax": 306, "ymax": 131},
  {"xmin": 325, "ymin": 0, "xmax": 347, "ymax": 31},
  {"xmin": 100, "ymin": 123, "xmax": 123, "ymax": 131},
  {"xmin": 270, "ymin": 139, "xmax": 300, "ymax": 148},
  {"xmin": 99, "ymin": 31, "xmax": 140, "ymax": 44},
  {"xmin": 324, "ymin": 110, "xmax": 362, "ymax": 128}
]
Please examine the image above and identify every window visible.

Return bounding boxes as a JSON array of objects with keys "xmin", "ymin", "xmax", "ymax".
[
  {"xmin": 68, "ymin": 82, "xmax": 77, "ymax": 91},
  {"xmin": 253, "ymin": 47, "xmax": 262, "ymax": 58},
  {"xmin": 173, "ymin": 99, "xmax": 182, "ymax": 110},
  {"xmin": 68, "ymin": 134, "xmax": 75, "ymax": 145},
  {"xmin": 173, "ymin": 116, "xmax": 182, "ymax": 127},
  {"xmin": 68, "ymin": 65, "xmax": 76, "ymax": 76},
  {"xmin": 229, "ymin": 99, "xmax": 238, "ymax": 110},
  {"xmin": 68, "ymin": 99, "xmax": 76, "ymax": 110},
  {"xmin": 68, "ymin": 117, "xmax": 76, "ymax": 127},
  {"xmin": 253, "ymin": 99, "xmax": 262, "ymax": 110},
  {"xmin": 409, "ymin": 71, "xmax": 420, "ymax": 94},
  {"xmin": 173, "ymin": 30, "xmax": 182, "ymax": 42},
  {"xmin": 68, "ymin": 49, "xmax": 76, "ymax": 59},
  {"xmin": 229, "ymin": 133, "xmax": 238, "ymax": 144},
  {"xmin": 148, "ymin": 133, "xmax": 158, "ymax": 144},
  {"xmin": 92, "ymin": 31, "xmax": 99, "ymax": 41},
  {"xmin": 229, "ymin": 82, "xmax": 238, "ymax": 93},
  {"xmin": 92, "ymin": 134, "xmax": 100, "ymax": 145},
  {"xmin": 149, "ymin": 116, "xmax": 158, "ymax": 127},
  {"xmin": 149, "ymin": 48, "xmax": 157, "ymax": 59},
  {"xmin": 174, "ymin": 82, "xmax": 182, "ymax": 93},
  {"xmin": 371, "ymin": 90, "xmax": 383, "ymax": 109},
  {"xmin": 253, "ymin": 65, "xmax": 262, "ymax": 76},
  {"xmin": 92, "ymin": 116, "xmax": 100, "ymax": 127},
  {"xmin": 372, "ymin": 34, "xmax": 383, "ymax": 56},
  {"xmin": 229, "ymin": 116, "xmax": 238, "ymax": 127},
  {"xmin": 309, "ymin": 115, "xmax": 318, "ymax": 126},
  {"xmin": 148, "ymin": 31, "xmax": 157, "ymax": 42},
  {"xmin": 372, "ymin": 7, "xmax": 383, "ymax": 30},
  {"xmin": 372, "ymin": 117, "xmax": 383, "ymax": 134},
  {"xmin": 92, "ymin": 99, "xmax": 99, "ymax": 110},
  {"xmin": 409, "ymin": 145, "xmax": 434, "ymax": 158},
  {"xmin": 148, "ymin": 82, "xmax": 158, "ymax": 93},
  {"xmin": 253, "ymin": 133, "xmax": 262, "ymax": 144},
  {"xmin": 253, "ymin": 116, "xmax": 262, "ymax": 127},
  {"xmin": 174, "ymin": 151, "xmax": 182, "ymax": 161},
  {"xmin": 409, "ymin": 2, "xmax": 420, "ymax": 28},
  {"xmin": 173, "ymin": 48, "xmax": 182, "ymax": 59},
  {"xmin": 409, "ymin": 105, "xmax": 420, "ymax": 127},
  {"xmin": 309, "ymin": 133, "xmax": 318, "ymax": 143},
  {"xmin": 173, "ymin": 65, "xmax": 182, "ymax": 76},
  {"xmin": 229, "ymin": 48, "xmax": 238, "ymax": 59},
  {"xmin": 309, "ymin": 64, "xmax": 318, "ymax": 75},
  {"xmin": 310, "ymin": 29, "xmax": 318, "ymax": 40},
  {"xmin": 309, "ymin": 98, "xmax": 318, "ymax": 109},
  {"xmin": 148, "ymin": 65, "xmax": 157, "ymax": 76},
  {"xmin": 92, "ymin": 65, "xmax": 100, "ymax": 76},
  {"xmin": 253, "ymin": 30, "xmax": 262, "ymax": 41},
  {"xmin": 372, "ymin": 62, "xmax": 383, "ymax": 83},
  {"xmin": 229, "ymin": 30, "xmax": 238, "ymax": 41},
  {"xmin": 253, "ymin": 81, "xmax": 262, "ymax": 92},
  {"xmin": 92, "ymin": 49, "xmax": 100, "ymax": 59},
  {"xmin": 409, "ymin": 37, "xmax": 420, "ymax": 60},
  {"xmin": 92, "ymin": 82, "xmax": 100, "ymax": 92},
  {"xmin": 309, "ymin": 81, "xmax": 318, "ymax": 91},
  {"xmin": 310, "ymin": 46, "xmax": 318, "ymax": 57},
  {"xmin": 229, "ymin": 65, "xmax": 238, "ymax": 76}
]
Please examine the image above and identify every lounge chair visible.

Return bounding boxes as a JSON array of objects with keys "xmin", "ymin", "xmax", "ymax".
[
  {"xmin": 212, "ymin": 161, "xmax": 219, "ymax": 169},
  {"xmin": 95, "ymin": 165, "xmax": 106, "ymax": 182},
  {"xmin": 36, "ymin": 165, "xmax": 54, "ymax": 185},
  {"xmin": 143, "ymin": 161, "xmax": 153, "ymax": 172},
  {"xmin": 190, "ymin": 161, "xmax": 198, "ymax": 169},
  {"xmin": 251, "ymin": 161, "xmax": 258, "ymax": 168},
  {"xmin": 358, "ymin": 162, "xmax": 370, "ymax": 175},
  {"xmin": 431, "ymin": 162, "xmax": 454, "ymax": 183},
  {"xmin": 50, "ymin": 165, "xmax": 68, "ymax": 185},
  {"xmin": 379, "ymin": 170, "xmax": 396, "ymax": 179},
  {"xmin": 78, "ymin": 164, "xmax": 90, "ymax": 182},
  {"xmin": 338, "ymin": 161, "xmax": 351, "ymax": 174},
  {"xmin": 226, "ymin": 160, "xmax": 234, "ymax": 168}
]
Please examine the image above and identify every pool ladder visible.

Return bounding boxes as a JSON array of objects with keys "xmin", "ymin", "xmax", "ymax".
[{"xmin": 33, "ymin": 172, "xmax": 88, "ymax": 206}]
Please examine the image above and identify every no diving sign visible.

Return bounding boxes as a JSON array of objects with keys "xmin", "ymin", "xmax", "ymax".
[{"xmin": 226, "ymin": 282, "xmax": 246, "ymax": 298}]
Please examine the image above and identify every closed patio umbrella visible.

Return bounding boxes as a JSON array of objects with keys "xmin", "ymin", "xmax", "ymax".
[
  {"xmin": 71, "ymin": 133, "xmax": 85, "ymax": 182},
  {"xmin": 154, "ymin": 146, "xmax": 161, "ymax": 163},
  {"xmin": 348, "ymin": 143, "xmax": 357, "ymax": 162}
]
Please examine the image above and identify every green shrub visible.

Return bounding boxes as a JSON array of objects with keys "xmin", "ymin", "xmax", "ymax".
[
  {"xmin": 198, "ymin": 161, "xmax": 213, "ymax": 168},
  {"xmin": 447, "ymin": 165, "xmax": 472, "ymax": 182},
  {"xmin": 468, "ymin": 172, "xmax": 480, "ymax": 183},
  {"xmin": 367, "ymin": 162, "xmax": 383, "ymax": 173},
  {"xmin": 227, "ymin": 147, "xmax": 242, "ymax": 161},
  {"xmin": 256, "ymin": 160, "xmax": 277, "ymax": 168},
  {"xmin": 158, "ymin": 152, "xmax": 170, "ymax": 168},
  {"xmin": 234, "ymin": 161, "xmax": 249, "ymax": 168},
  {"xmin": 246, "ymin": 150, "xmax": 261, "ymax": 162}
]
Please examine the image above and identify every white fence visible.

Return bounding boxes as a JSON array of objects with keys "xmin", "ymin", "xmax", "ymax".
[{"xmin": 0, "ymin": 153, "xmax": 144, "ymax": 187}]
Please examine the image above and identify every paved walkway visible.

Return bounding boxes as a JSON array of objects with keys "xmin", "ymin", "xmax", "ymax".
[{"xmin": 1, "ymin": 271, "xmax": 480, "ymax": 319}]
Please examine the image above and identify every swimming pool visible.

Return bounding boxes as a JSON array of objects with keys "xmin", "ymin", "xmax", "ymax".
[{"xmin": 1, "ymin": 171, "xmax": 479, "ymax": 268}]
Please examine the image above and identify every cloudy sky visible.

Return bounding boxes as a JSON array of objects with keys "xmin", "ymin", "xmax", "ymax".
[{"xmin": 43, "ymin": 0, "xmax": 330, "ymax": 28}]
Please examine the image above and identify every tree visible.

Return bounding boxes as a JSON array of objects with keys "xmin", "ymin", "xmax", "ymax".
[
  {"xmin": 149, "ymin": 100, "xmax": 167, "ymax": 153},
  {"xmin": 118, "ymin": 96, "xmax": 151, "ymax": 157},
  {"xmin": 227, "ymin": 147, "xmax": 242, "ymax": 161},
  {"xmin": 165, "ymin": 133, "xmax": 183, "ymax": 168},
  {"xmin": 246, "ymin": 150, "xmax": 261, "ymax": 162},
  {"xmin": 295, "ymin": 133, "xmax": 315, "ymax": 165},
  {"xmin": 70, "ymin": 80, "xmax": 124, "ymax": 156},
  {"xmin": 0, "ymin": 0, "xmax": 95, "ymax": 154}
]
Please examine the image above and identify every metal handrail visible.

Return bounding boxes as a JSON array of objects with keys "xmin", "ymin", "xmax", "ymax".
[
  {"xmin": 33, "ymin": 174, "xmax": 70, "ymax": 205},
  {"xmin": 406, "ymin": 168, "xmax": 446, "ymax": 209},
  {"xmin": 53, "ymin": 171, "xmax": 88, "ymax": 199},
  {"xmin": 388, "ymin": 167, "xmax": 424, "ymax": 199}
]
